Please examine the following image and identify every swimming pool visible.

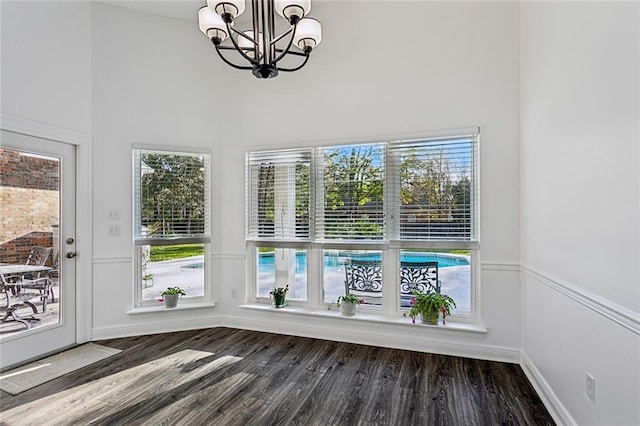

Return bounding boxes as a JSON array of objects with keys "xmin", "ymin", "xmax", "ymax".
[{"xmin": 257, "ymin": 251, "xmax": 469, "ymax": 274}]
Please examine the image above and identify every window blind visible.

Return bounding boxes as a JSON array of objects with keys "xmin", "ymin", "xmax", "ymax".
[
  {"xmin": 133, "ymin": 148, "xmax": 210, "ymax": 245},
  {"xmin": 246, "ymin": 148, "xmax": 312, "ymax": 241},
  {"xmin": 316, "ymin": 143, "xmax": 385, "ymax": 241},
  {"xmin": 388, "ymin": 134, "xmax": 478, "ymax": 241}
]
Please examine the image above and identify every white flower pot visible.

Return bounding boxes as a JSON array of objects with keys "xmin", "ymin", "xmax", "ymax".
[
  {"xmin": 164, "ymin": 294, "xmax": 179, "ymax": 308},
  {"xmin": 340, "ymin": 302, "xmax": 357, "ymax": 317}
]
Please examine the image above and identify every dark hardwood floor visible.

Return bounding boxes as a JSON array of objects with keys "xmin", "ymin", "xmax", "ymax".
[{"xmin": 0, "ymin": 327, "xmax": 554, "ymax": 425}]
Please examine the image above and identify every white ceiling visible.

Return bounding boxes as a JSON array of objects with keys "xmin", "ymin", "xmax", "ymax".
[
  {"xmin": 95, "ymin": 0, "xmax": 342, "ymax": 23},
  {"xmin": 95, "ymin": 1, "xmax": 204, "ymax": 22}
]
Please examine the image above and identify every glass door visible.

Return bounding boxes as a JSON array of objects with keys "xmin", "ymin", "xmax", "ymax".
[{"xmin": 0, "ymin": 130, "xmax": 76, "ymax": 369}]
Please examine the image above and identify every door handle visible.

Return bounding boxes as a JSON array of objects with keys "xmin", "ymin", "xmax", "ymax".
[{"xmin": 66, "ymin": 251, "xmax": 78, "ymax": 259}]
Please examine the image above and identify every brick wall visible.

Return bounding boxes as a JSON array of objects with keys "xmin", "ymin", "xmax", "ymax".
[
  {"xmin": 0, "ymin": 148, "xmax": 59, "ymax": 263},
  {"xmin": 0, "ymin": 148, "xmax": 59, "ymax": 190},
  {"xmin": 0, "ymin": 232, "xmax": 53, "ymax": 265}
]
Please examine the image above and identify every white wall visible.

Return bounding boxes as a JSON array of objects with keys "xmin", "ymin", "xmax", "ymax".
[
  {"xmin": 89, "ymin": 1, "xmax": 524, "ymax": 361},
  {"xmin": 1, "ymin": 0, "xmax": 92, "ymax": 135},
  {"xmin": 91, "ymin": 3, "xmax": 224, "ymax": 331},
  {"xmin": 520, "ymin": 2, "xmax": 640, "ymax": 424}
]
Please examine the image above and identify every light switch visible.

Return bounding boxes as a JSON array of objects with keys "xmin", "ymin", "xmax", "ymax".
[{"xmin": 108, "ymin": 209, "xmax": 121, "ymax": 221}]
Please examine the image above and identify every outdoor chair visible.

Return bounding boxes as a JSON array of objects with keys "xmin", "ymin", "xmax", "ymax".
[
  {"xmin": 20, "ymin": 277, "xmax": 54, "ymax": 312},
  {"xmin": 344, "ymin": 259, "xmax": 382, "ymax": 305},
  {"xmin": 3, "ymin": 246, "xmax": 49, "ymax": 295},
  {"xmin": 24, "ymin": 246, "xmax": 52, "ymax": 276},
  {"xmin": 0, "ymin": 274, "xmax": 40, "ymax": 330},
  {"xmin": 20, "ymin": 247, "xmax": 55, "ymax": 312},
  {"xmin": 400, "ymin": 261, "xmax": 440, "ymax": 307}
]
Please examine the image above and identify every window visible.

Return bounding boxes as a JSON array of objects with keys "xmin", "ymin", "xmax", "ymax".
[
  {"xmin": 247, "ymin": 129, "xmax": 478, "ymax": 318},
  {"xmin": 256, "ymin": 247, "xmax": 308, "ymax": 301},
  {"xmin": 133, "ymin": 147, "xmax": 210, "ymax": 305},
  {"xmin": 389, "ymin": 136, "xmax": 478, "ymax": 316},
  {"xmin": 317, "ymin": 144, "xmax": 385, "ymax": 240},
  {"xmin": 246, "ymin": 148, "xmax": 311, "ymax": 241},
  {"xmin": 247, "ymin": 149, "xmax": 311, "ymax": 301}
]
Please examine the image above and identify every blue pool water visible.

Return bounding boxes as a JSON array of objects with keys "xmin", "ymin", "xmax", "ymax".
[{"xmin": 257, "ymin": 252, "xmax": 469, "ymax": 274}]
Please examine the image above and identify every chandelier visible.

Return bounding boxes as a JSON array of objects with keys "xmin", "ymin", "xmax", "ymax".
[{"xmin": 198, "ymin": 0, "xmax": 322, "ymax": 79}]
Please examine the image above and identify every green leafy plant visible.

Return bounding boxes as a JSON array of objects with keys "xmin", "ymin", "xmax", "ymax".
[
  {"xmin": 270, "ymin": 285, "xmax": 289, "ymax": 298},
  {"xmin": 161, "ymin": 286, "xmax": 186, "ymax": 296},
  {"xmin": 408, "ymin": 291, "xmax": 456, "ymax": 325},
  {"xmin": 142, "ymin": 273, "xmax": 153, "ymax": 280},
  {"xmin": 337, "ymin": 294, "xmax": 364, "ymax": 305}
]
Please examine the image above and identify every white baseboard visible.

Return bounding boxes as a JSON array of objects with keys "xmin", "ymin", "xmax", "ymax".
[
  {"xmin": 92, "ymin": 317, "xmax": 223, "ymax": 340},
  {"xmin": 520, "ymin": 351, "xmax": 576, "ymax": 426},
  {"xmin": 216, "ymin": 315, "xmax": 521, "ymax": 364}
]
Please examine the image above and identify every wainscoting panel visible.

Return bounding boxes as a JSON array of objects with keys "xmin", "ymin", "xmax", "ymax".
[{"xmin": 521, "ymin": 266, "xmax": 640, "ymax": 426}]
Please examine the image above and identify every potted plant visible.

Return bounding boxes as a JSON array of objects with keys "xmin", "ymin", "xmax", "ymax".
[
  {"xmin": 270, "ymin": 285, "xmax": 289, "ymax": 308},
  {"xmin": 161, "ymin": 286, "xmax": 186, "ymax": 308},
  {"xmin": 337, "ymin": 294, "xmax": 364, "ymax": 317},
  {"xmin": 408, "ymin": 290, "xmax": 456, "ymax": 325}
]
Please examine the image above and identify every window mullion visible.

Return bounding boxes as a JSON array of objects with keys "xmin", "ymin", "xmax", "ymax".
[
  {"xmin": 387, "ymin": 146, "xmax": 400, "ymax": 241},
  {"xmin": 307, "ymin": 246, "xmax": 322, "ymax": 307},
  {"xmin": 381, "ymin": 249, "xmax": 397, "ymax": 316},
  {"xmin": 314, "ymin": 149, "xmax": 325, "ymax": 241}
]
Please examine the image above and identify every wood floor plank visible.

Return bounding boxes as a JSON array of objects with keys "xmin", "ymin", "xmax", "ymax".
[{"xmin": 0, "ymin": 328, "xmax": 555, "ymax": 425}]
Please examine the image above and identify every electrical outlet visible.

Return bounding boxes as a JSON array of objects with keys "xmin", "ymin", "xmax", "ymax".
[
  {"xmin": 107, "ymin": 224, "xmax": 121, "ymax": 236},
  {"xmin": 586, "ymin": 373, "xmax": 596, "ymax": 403}
]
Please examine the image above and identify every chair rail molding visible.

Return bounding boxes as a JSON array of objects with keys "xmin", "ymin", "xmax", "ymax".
[
  {"xmin": 521, "ymin": 264, "xmax": 640, "ymax": 336},
  {"xmin": 92, "ymin": 256, "xmax": 133, "ymax": 264},
  {"xmin": 92, "ymin": 252, "xmax": 246, "ymax": 265},
  {"xmin": 211, "ymin": 252, "xmax": 246, "ymax": 261},
  {"xmin": 481, "ymin": 261, "xmax": 520, "ymax": 271}
]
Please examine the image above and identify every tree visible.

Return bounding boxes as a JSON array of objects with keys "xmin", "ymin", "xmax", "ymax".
[
  {"xmin": 400, "ymin": 149, "xmax": 455, "ymax": 222},
  {"xmin": 141, "ymin": 154, "xmax": 205, "ymax": 236},
  {"xmin": 254, "ymin": 161, "xmax": 310, "ymax": 237},
  {"xmin": 256, "ymin": 163, "xmax": 275, "ymax": 235},
  {"xmin": 451, "ymin": 174, "xmax": 471, "ymax": 233},
  {"xmin": 323, "ymin": 145, "xmax": 384, "ymax": 237}
]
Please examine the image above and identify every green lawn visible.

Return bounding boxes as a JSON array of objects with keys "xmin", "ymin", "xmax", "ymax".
[{"xmin": 150, "ymin": 244, "xmax": 204, "ymax": 262}]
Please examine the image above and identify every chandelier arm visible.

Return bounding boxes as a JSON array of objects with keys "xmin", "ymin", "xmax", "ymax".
[
  {"xmin": 277, "ymin": 53, "xmax": 310, "ymax": 72},
  {"xmin": 214, "ymin": 44, "xmax": 254, "ymax": 71},
  {"xmin": 231, "ymin": 27, "xmax": 257, "ymax": 44},
  {"xmin": 270, "ymin": 27, "xmax": 294, "ymax": 45},
  {"xmin": 226, "ymin": 22, "xmax": 260, "ymax": 66},
  {"xmin": 274, "ymin": 48, "xmax": 307, "ymax": 58},
  {"xmin": 271, "ymin": 24, "xmax": 298, "ymax": 65}
]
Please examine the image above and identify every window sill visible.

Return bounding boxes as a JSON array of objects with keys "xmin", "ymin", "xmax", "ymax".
[
  {"xmin": 238, "ymin": 303, "xmax": 487, "ymax": 334},
  {"xmin": 127, "ymin": 302, "xmax": 216, "ymax": 315}
]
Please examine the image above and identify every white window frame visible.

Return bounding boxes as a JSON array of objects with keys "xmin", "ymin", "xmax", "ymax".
[
  {"xmin": 133, "ymin": 145, "xmax": 211, "ymax": 307},
  {"xmin": 246, "ymin": 128, "xmax": 480, "ymax": 321}
]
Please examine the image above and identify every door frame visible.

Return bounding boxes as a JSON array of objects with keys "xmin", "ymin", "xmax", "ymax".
[{"xmin": 1, "ymin": 113, "xmax": 92, "ymax": 345}]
